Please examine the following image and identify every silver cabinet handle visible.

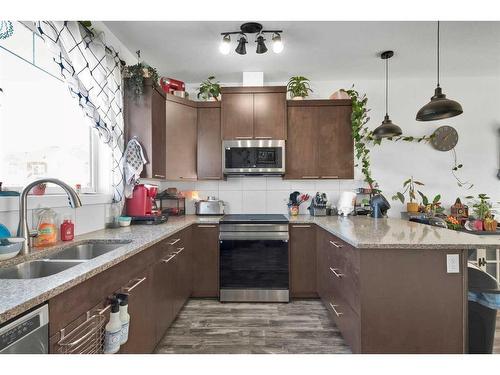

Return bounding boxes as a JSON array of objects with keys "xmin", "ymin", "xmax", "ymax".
[
  {"xmin": 291, "ymin": 225, "xmax": 312, "ymax": 228},
  {"xmin": 255, "ymin": 136, "xmax": 272, "ymax": 139},
  {"xmin": 161, "ymin": 254, "xmax": 176, "ymax": 264},
  {"xmin": 329, "ymin": 267, "xmax": 344, "ymax": 278},
  {"xmin": 174, "ymin": 247, "xmax": 185, "ymax": 254},
  {"xmin": 123, "ymin": 277, "xmax": 147, "ymax": 293},
  {"xmin": 154, "ymin": 174, "xmax": 165, "ymax": 178},
  {"xmin": 198, "ymin": 225, "xmax": 217, "ymax": 228},
  {"xmin": 167, "ymin": 238, "xmax": 180, "ymax": 246},
  {"xmin": 235, "ymin": 136, "xmax": 252, "ymax": 139},
  {"xmin": 329, "ymin": 302, "xmax": 344, "ymax": 317},
  {"xmin": 329, "ymin": 240, "xmax": 342, "ymax": 248},
  {"xmin": 302, "ymin": 176, "xmax": 319, "ymax": 179},
  {"xmin": 321, "ymin": 176, "xmax": 339, "ymax": 179},
  {"xmin": 201, "ymin": 177, "xmax": 221, "ymax": 180}
]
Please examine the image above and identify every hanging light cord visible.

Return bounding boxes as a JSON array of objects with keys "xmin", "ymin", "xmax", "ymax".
[
  {"xmin": 385, "ymin": 56, "xmax": 389, "ymax": 116},
  {"xmin": 437, "ymin": 20, "xmax": 440, "ymax": 87}
]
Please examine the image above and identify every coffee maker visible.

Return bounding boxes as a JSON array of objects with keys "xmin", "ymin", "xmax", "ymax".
[{"xmin": 126, "ymin": 184, "xmax": 167, "ymax": 224}]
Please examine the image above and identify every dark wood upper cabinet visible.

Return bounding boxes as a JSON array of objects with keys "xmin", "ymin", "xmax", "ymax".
[
  {"xmin": 197, "ymin": 103, "xmax": 222, "ymax": 180},
  {"xmin": 286, "ymin": 99, "xmax": 353, "ymax": 180},
  {"xmin": 124, "ymin": 80, "xmax": 166, "ymax": 179},
  {"xmin": 165, "ymin": 94, "xmax": 198, "ymax": 181},
  {"xmin": 192, "ymin": 224, "xmax": 219, "ymax": 298},
  {"xmin": 221, "ymin": 86, "xmax": 287, "ymax": 140}
]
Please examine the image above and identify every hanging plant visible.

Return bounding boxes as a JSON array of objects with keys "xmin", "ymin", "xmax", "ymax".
[
  {"xmin": 124, "ymin": 63, "xmax": 159, "ymax": 97},
  {"xmin": 197, "ymin": 76, "xmax": 221, "ymax": 101},
  {"xmin": 287, "ymin": 76, "xmax": 313, "ymax": 99}
]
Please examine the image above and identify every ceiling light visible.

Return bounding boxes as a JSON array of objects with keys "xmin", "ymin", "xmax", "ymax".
[
  {"xmin": 272, "ymin": 33, "xmax": 283, "ymax": 53},
  {"xmin": 256, "ymin": 34, "xmax": 268, "ymax": 54},
  {"xmin": 235, "ymin": 35, "xmax": 247, "ymax": 55},
  {"xmin": 416, "ymin": 21, "xmax": 463, "ymax": 121},
  {"xmin": 219, "ymin": 34, "xmax": 231, "ymax": 55},
  {"xmin": 373, "ymin": 50, "xmax": 403, "ymax": 139}
]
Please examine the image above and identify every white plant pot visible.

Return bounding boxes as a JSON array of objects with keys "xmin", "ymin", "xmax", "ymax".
[{"xmin": 291, "ymin": 96, "xmax": 305, "ymax": 100}]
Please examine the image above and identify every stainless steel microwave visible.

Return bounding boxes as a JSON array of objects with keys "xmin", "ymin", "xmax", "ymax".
[{"xmin": 222, "ymin": 140, "xmax": 285, "ymax": 176}]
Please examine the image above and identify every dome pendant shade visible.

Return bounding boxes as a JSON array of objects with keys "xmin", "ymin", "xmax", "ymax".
[
  {"xmin": 235, "ymin": 36, "xmax": 247, "ymax": 55},
  {"xmin": 415, "ymin": 86, "xmax": 463, "ymax": 121},
  {"xmin": 373, "ymin": 115, "xmax": 402, "ymax": 139}
]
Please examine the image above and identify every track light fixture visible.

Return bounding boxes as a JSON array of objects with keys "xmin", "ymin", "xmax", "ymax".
[{"xmin": 220, "ymin": 22, "xmax": 283, "ymax": 55}]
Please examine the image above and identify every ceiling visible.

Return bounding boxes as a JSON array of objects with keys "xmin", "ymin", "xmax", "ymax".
[{"xmin": 104, "ymin": 21, "xmax": 500, "ymax": 84}]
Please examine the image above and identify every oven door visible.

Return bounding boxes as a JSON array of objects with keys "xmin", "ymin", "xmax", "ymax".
[
  {"xmin": 219, "ymin": 231, "xmax": 289, "ymax": 302},
  {"xmin": 222, "ymin": 140, "xmax": 285, "ymax": 175}
]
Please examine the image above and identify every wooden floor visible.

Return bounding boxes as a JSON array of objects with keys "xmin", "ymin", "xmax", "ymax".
[
  {"xmin": 494, "ymin": 311, "xmax": 500, "ymax": 354},
  {"xmin": 154, "ymin": 299, "xmax": 351, "ymax": 354}
]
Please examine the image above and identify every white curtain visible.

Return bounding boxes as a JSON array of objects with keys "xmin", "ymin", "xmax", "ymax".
[{"xmin": 35, "ymin": 21, "xmax": 125, "ymax": 203}]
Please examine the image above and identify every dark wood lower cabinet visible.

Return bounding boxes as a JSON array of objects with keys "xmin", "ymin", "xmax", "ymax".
[
  {"xmin": 290, "ymin": 224, "xmax": 317, "ymax": 298},
  {"xmin": 192, "ymin": 224, "xmax": 219, "ymax": 297}
]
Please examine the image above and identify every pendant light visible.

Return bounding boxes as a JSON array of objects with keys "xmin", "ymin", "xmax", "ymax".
[
  {"xmin": 256, "ymin": 33, "xmax": 268, "ymax": 54},
  {"xmin": 373, "ymin": 50, "xmax": 402, "ymax": 139},
  {"xmin": 416, "ymin": 21, "xmax": 463, "ymax": 121},
  {"xmin": 235, "ymin": 34, "xmax": 248, "ymax": 55}
]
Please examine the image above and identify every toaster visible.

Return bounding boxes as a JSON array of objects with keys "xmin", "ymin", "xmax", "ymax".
[{"xmin": 195, "ymin": 197, "xmax": 225, "ymax": 216}]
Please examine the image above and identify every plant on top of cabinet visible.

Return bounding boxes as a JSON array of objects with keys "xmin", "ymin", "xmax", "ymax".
[
  {"xmin": 124, "ymin": 63, "xmax": 160, "ymax": 97},
  {"xmin": 286, "ymin": 76, "xmax": 312, "ymax": 100},
  {"xmin": 198, "ymin": 76, "xmax": 221, "ymax": 101},
  {"xmin": 391, "ymin": 176, "xmax": 424, "ymax": 213}
]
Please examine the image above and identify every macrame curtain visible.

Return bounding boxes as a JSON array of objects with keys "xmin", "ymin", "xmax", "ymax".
[{"xmin": 35, "ymin": 21, "xmax": 125, "ymax": 203}]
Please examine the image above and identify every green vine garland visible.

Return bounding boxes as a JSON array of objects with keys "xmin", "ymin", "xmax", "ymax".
[{"xmin": 124, "ymin": 63, "xmax": 159, "ymax": 97}]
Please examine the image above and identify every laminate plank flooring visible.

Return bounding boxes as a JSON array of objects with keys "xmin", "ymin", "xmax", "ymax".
[
  {"xmin": 154, "ymin": 299, "xmax": 351, "ymax": 354},
  {"xmin": 494, "ymin": 311, "xmax": 500, "ymax": 354}
]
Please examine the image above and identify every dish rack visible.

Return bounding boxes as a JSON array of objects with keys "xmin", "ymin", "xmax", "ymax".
[{"xmin": 57, "ymin": 305, "xmax": 110, "ymax": 354}]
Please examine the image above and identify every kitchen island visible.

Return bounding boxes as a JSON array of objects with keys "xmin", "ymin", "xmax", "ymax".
[{"xmin": 0, "ymin": 215, "xmax": 498, "ymax": 353}]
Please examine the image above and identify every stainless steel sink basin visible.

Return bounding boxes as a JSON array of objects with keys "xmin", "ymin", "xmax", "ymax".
[
  {"xmin": 47, "ymin": 240, "xmax": 131, "ymax": 260},
  {"xmin": 0, "ymin": 260, "xmax": 86, "ymax": 279}
]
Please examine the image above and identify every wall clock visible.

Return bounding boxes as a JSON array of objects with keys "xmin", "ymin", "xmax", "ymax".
[{"xmin": 431, "ymin": 125, "xmax": 459, "ymax": 152}]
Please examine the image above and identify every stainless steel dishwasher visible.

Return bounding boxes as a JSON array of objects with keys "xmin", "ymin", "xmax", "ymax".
[{"xmin": 0, "ymin": 304, "xmax": 49, "ymax": 354}]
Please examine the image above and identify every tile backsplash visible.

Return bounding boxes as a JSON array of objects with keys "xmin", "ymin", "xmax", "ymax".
[{"xmin": 158, "ymin": 177, "xmax": 362, "ymax": 215}]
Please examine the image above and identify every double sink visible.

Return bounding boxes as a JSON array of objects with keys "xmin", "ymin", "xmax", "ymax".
[{"xmin": 0, "ymin": 240, "xmax": 132, "ymax": 280}]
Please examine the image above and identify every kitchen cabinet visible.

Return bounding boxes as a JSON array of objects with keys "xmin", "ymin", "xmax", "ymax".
[
  {"xmin": 221, "ymin": 86, "xmax": 287, "ymax": 140},
  {"xmin": 315, "ymin": 226, "xmax": 467, "ymax": 354},
  {"xmin": 286, "ymin": 100, "xmax": 353, "ymax": 179},
  {"xmin": 124, "ymin": 79, "xmax": 166, "ymax": 179},
  {"xmin": 290, "ymin": 224, "xmax": 317, "ymax": 298},
  {"xmin": 165, "ymin": 94, "xmax": 198, "ymax": 180},
  {"xmin": 197, "ymin": 103, "xmax": 222, "ymax": 180},
  {"xmin": 192, "ymin": 224, "xmax": 219, "ymax": 297}
]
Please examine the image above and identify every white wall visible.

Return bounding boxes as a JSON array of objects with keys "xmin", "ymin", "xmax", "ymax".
[{"xmin": 180, "ymin": 74, "xmax": 500, "ymax": 217}]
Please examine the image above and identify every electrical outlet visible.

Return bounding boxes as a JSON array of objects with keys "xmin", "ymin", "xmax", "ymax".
[{"xmin": 446, "ymin": 254, "xmax": 460, "ymax": 273}]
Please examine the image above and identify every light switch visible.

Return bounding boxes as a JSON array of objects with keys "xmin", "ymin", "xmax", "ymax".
[{"xmin": 446, "ymin": 254, "xmax": 460, "ymax": 273}]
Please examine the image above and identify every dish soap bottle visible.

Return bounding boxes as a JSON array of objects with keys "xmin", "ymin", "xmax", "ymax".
[
  {"xmin": 116, "ymin": 293, "xmax": 130, "ymax": 345},
  {"xmin": 35, "ymin": 208, "xmax": 58, "ymax": 247},
  {"xmin": 60, "ymin": 217, "xmax": 74, "ymax": 241},
  {"xmin": 104, "ymin": 298, "xmax": 122, "ymax": 354}
]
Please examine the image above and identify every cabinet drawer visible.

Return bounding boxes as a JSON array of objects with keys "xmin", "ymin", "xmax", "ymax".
[{"xmin": 324, "ymin": 293, "xmax": 361, "ymax": 353}]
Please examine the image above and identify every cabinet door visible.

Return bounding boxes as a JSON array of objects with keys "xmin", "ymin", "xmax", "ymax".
[
  {"xmin": 317, "ymin": 105, "xmax": 353, "ymax": 179},
  {"xmin": 151, "ymin": 88, "xmax": 167, "ymax": 179},
  {"xmin": 152, "ymin": 254, "xmax": 176, "ymax": 342},
  {"xmin": 221, "ymin": 93, "xmax": 254, "ymax": 140},
  {"xmin": 197, "ymin": 107, "xmax": 222, "ymax": 180},
  {"xmin": 192, "ymin": 224, "xmax": 219, "ymax": 297},
  {"xmin": 290, "ymin": 224, "xmax": 317, "ymax": 298},
  {"xmin": 285, "ymin": 106, "xmax": 318, "ymax": 179},
  {"xmin": 253, "ymin": 93, "xmax": 286, "ymax": 139},
  {"xmin": 120, "ymin": 269, "xmax": 155, "ymax": 354},
  {"xmin": 165, "ymin": 101, "xmax": 198, "ymax": 180}
]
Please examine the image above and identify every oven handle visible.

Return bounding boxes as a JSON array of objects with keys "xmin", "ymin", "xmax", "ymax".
[{"xmin": 219, "ymin": 232, "xmax": 289, "ymax": 241}]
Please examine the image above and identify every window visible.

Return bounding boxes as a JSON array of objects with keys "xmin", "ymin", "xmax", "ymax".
[{"xmin": 0, "ymin": 22, "xmax": 102, "ymax": 192}]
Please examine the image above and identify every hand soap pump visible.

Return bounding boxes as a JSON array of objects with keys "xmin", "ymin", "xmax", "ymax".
[
  {"xmin": 116, "ymin": 293, "xmax": 130, "ymax": 345},
  {"xmin": 104, "ymin": 297, "xmax": 122, "ymax": 354}
]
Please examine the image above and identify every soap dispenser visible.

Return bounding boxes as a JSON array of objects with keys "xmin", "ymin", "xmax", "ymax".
[
  {"xmin": 116, "ymin": 293, "xmax": 130, "ymax": 345},
  {"xmin": 104, "ymin": 298, "xmax": 122, "ymax": 354}
]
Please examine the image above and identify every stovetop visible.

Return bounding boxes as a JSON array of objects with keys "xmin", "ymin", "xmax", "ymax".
[{"xmin": 220, "ymin": 214, "xmax": 289, "ymax": 224}]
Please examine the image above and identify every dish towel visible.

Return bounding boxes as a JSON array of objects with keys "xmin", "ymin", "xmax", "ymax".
[
  {"xmin": 122, "ymin": 138, "xmax": 148, "ymax": 198},
  {"xmin": 468, "ymin": 291, "xmax": 500, "ymax": 310}
]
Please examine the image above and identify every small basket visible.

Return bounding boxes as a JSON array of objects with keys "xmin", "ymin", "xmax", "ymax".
[{"xmin": 58, "ymin": 313, "xmax": 106, "ymax": 354}]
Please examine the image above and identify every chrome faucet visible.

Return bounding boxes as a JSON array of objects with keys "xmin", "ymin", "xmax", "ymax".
[{"xmin": 18, "ymin": 178, "xmax": 82, "ymax": 255}]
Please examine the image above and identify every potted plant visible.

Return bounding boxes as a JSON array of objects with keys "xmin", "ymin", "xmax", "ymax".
[
  {"xmin": 417, "ymin": 192, "xmax": 445, "ymax": 217},
  {"xmin": 466, "ymin": 194, "xmax": 493, "ymax": 231},
  {"xmin": 197, "ymin": 76, "xmax": 221, "ymax": 101},
  {"xmin": 391, "ymin": 177, "xmax": 424, "ymax": 213},
  {"xmin": 124, "ymin": 63, "xmax": 160, "ymax": 97},
  {"xmin": 286, "ymin": 76, "xmax": 313, "ymax": 100}
]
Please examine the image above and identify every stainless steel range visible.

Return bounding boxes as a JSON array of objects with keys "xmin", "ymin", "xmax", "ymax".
[{"xmin": 219, "ymin": 214, "xmax": 289, "ymax": 302}]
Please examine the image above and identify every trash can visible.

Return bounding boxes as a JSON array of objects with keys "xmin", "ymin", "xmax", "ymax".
[{"xmin": 468, "ymin": 262, "xmax": 500, "ymax": 354}]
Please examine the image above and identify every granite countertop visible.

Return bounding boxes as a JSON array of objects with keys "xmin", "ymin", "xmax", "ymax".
[
  {"xmin": 289, "ymin": 215, "xmax": 500, "ymax": 249},
  {"xmin": 1, "ymin": 214, "xmax": 499, "ymax": 325}
]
